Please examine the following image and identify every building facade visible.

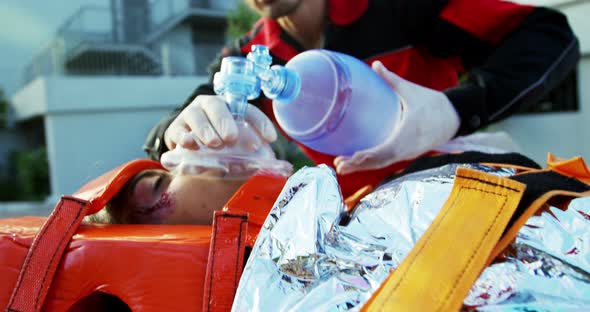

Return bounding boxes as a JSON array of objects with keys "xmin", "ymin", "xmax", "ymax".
[{"xmin": 9, "ymin": 0, "xmax": 235, "ymax": 200}]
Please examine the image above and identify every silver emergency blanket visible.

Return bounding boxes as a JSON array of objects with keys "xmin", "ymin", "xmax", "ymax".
[{"xmin": 232, "ymin": 164, "xmax": 590, "ymax": 311}]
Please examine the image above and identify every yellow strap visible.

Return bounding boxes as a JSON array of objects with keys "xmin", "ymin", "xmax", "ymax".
[{"xmin": 362, "ymin": 168, "xmax": 526, "ymax": 312}]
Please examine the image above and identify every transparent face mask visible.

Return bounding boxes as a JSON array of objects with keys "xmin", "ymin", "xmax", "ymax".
[
  {"xmin": 161, "ymin": 55, "xmax": 293, "ymax": 179},
  {"xmin": 160, "ymin": 124, "xmax": 292, "ymax": 178}
]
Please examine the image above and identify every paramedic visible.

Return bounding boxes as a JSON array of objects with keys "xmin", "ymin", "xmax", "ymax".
[{"xmin": 143, "ymin": 0, "xmax": 579, "ymax": 198}]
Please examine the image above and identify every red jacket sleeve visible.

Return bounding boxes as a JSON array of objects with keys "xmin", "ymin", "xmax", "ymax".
[{"xmin": 404, "ymin": 0, "xmax": 579, "ymax": 135}]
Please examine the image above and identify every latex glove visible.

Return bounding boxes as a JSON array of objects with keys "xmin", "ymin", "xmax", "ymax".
[
  {"xmin": 164, "ymin": 94, "xmax": 277, "ymax": 150},
  {"xmin": 334, "ymin": 61, "xmax": 460, "ymax": 175}
]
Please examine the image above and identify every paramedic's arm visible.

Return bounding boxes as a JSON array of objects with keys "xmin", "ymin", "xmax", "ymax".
[
  {"xmin": 144, "ymin": 84, "xmax": 214, "ymax": 160},
  {"xmin": 334, "ymin": 1, "xmax": 579, "ymax": 174},
  {"xmin": 335, "ymin": 62, "xmax": 460, "ymax": 175},
  {"xmin": 143, "ymin": 39, "xmax": 275, "ymax": 160},
  {"xmin": 420, "ymin": 2, "xmax": 580, "ymax": 135}
]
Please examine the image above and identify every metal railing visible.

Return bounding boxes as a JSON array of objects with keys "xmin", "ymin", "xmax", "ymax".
[
  {"xmin": 23, "ymin": 40, "xmax": 65, "ymax": 86},
  {"xmin": 59, "ymin": 6, "xmax": 114, "ymax": 59},
  {"xmin": 149, "ymin": 0, "xmax": 235, "ymax": 31},
  {"xmin": 21, "ymin": 0, "xmax": 234, "ymax": 87},
  {"xmin": 23, "ymin": 6, "xmax": 114, "ymax": 85},
  {"xmin": 21, "ymin": 6, "xmax": 161, "ymax": 86}
]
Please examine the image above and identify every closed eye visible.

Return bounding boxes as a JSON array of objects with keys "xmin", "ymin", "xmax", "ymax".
[{"xmin": 154, "ymin": 173, "xmax": 164, "ymax": 192}]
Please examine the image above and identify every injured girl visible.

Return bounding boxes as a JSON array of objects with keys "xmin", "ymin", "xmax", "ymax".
[
  {"xmin": 86, "ymin": 168, "xmax": 250, "ymax": 225},
  {"xmin": 87, "ymin": 117, "xmax": 294, "ymax": 225},
  {"xmin": 86, "ymin": 132, "xmax": 523, "ymax": 226},
  {"xmin": 80, "ymin": 140, "xmax": 590, "ymax": 311}
]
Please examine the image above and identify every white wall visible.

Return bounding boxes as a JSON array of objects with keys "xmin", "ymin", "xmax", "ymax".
[
  {"xmin": 44, "ymin": 110, "xmax": 165, "ymax": 195},
  {"xmin": 558, "ymin": 1, "xmax": 590, "ymax": 52},
  {"xmin": 11, "ymin": 76, "xmax": 206, "ymax": 196}
]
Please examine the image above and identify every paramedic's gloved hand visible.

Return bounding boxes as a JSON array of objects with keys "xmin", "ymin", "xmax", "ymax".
[
  {"xmin": 334, "ymin": 61, "xmax": 460, "ymax": 175},
  {"xmin": 164, "ymin": 95, "xmax": 277, "ymax": 150}
]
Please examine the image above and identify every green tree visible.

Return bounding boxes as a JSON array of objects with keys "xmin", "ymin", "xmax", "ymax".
[
  {"xmin": 13, "ymin": 147, "xmax": 50, "ymax": 200},
  {"xmin": 0, "ymin": 87, "xmax": 50, "ymax": 201},
  {"xmin": 226, "ymin": 2, "xmax": 259, "ymax": 39}
]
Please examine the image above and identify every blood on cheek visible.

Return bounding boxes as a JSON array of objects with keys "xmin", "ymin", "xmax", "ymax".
[{"xmin": 134, "ymin": 192, "xmax": 176, "ymax": 223}]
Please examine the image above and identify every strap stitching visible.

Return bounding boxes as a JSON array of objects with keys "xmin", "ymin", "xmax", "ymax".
[
  {"xmin": 206, "ymin": 213, "xmax": 220, "ymax": 312},
  {"xmin": 457, "ymin": 174, "xmax": 521, "ymax": 192},
  {"xmin": 206, "ymin": 214, "xmax": 248, "ymax": 311},
  {"xmin": 8, "ymin": 200, "xmax": 66, "ymax": 310},
  {"xmin": 35, "ymin": 199, "xmax": 86, "ymax": 310},
  {"xmin": 437, "ymin": 188, "xmax": 507, "ymax": 311},
  {"xmin": 377, "ymin": 180, "xmax": 516, "ymax": 311},
  {"xmin": 8, "ymin": 197, "xmax": 87, "ymax": 312},
  {"xmin": 234, "ymin": 219, "xmax": 246, "ymax": 290}
]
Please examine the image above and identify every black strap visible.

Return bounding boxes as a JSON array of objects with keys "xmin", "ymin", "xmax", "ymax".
[{"xmin": 381, "ymin": 151, "xmax": 541, "ymax": 185}]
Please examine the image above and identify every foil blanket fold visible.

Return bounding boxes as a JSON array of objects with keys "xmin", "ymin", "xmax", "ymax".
[{"xmin": 232, "ymin": 164, "xmax": 590, "ymax": 311}]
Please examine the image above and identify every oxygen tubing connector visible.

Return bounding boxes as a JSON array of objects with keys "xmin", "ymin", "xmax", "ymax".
[
  {"xmin": 248, "ymin": 45, "xmax": 301, "ymax": 104},
  {"xmin": 213, "ymin": 56, "xmax": 260, "ymax": 120}
]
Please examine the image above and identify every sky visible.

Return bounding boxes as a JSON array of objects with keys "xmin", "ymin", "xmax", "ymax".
[{"xmin": 0, "ymin": 0, "xmax": 108, "ymax": 96}]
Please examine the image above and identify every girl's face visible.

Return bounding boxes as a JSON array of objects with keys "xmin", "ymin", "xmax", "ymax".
[{"xmin": 120, "ymin": 169, "xmax": 246, "ymax": 224}]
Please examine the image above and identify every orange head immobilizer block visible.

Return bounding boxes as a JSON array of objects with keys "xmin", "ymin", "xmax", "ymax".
[{"xmin": 0, "ymin": 159, "xmax": 287, "ymax": 312}]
